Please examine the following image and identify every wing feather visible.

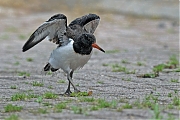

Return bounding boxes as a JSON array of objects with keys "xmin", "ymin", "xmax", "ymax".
[
  {"xmin": 22, "ymin": 14, "xmax": 67, "ymax": 52},
  {"xmin": 68, "ymin": 14, "xmax": 100, "ymax": 34}
]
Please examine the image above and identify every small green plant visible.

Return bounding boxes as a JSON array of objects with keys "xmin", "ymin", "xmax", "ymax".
[
  {"xmin": 168, "ymin": 93, "xmax": 172, "ymax": 97},
  {"xmin": 117, "ymin": 107, "xmax": 123, "ymax": 112},
  {"xmin": 47, "ymin": 71, "xmax": 52, "ymax": 75},
  {"xmin": 90, "ymin": 106, "xmax": 99, "ymax": 111},
  {"xmin": 14, "ymin": 61, "xmax": 20, "ymax": 66},
  {"xmin": 28, "ymin": 93, "xmax": 39, "ymax": 98},
  {"xmin": 110, "ymin": 100, "xmax": 118, "ymax": 109},
  {"xmin": 168, "ymin": 55, "xmax": 179, "ymax": 68},
  {"xmin": 119, "ymin": 98, "xmax": 128, "ymax": 103},
  {"xmin": 4, "ymin": 104, "xmax": 23, "ymax": 112},
  {"xmin": 76, "ymin": 83, "xmax": 80, "ymax": 86},
  {"xmin": 70, "ymin": 92, "xmax": 89, "ymax": 97},
  {"xmin": 137, "ymin": 72, "xmax": 158, "ymax": 78},
  {"xmin": 23, "ymin": 82, "xmax": 29, "ymax": 84},
  {"xmin": 167, "ymin": 113, "xmax": 175, "ymax": 120},
  {"xmin": 133, "ymin": 94, "xmax": 159, "ymax": 109},
  {"xmin": 102, "ymin": 63, "xmax": 109, "ymax": 66},
  {"xmin": 97, "ymin": 99, "xmax": 111, "ymax": 108},
  {"xmin": 37, "ymin": 108, "xmax": 48, "ymax": 114},
  {"xmin": 17, "ymin": 71, "xmax": 30, "ymax": 77},
  {"xmin": 71, "ymin": 106, "xmax": 83, "ymax": 114},
  {"xmin": 43, "ymin": 92, "xmax": 57, "ymax": 99},
  {"xmin": 11, "ymin": 93, "xmax": 27, "ymax": 101},
  {"xmin": 122, "ymin": 103, "xmax": 133, "ymax": 109},
  {"xmin": 172, "ymin": 96, "xmax": 180, "ymax": 106},
  {"xmin": 97, "ymin": 81, "xmax": 104, "ymax": 84},
  {"xmin": 32, "ymin": 81, "xmax": 44, "ymax": 87},
  {"xmin": 152, "ymin": 103, "xmax": 163, "ymax": 120},
  {"xmin": 10, "ymin": 85, "xmax": 17, "ymax": 89},
  {"xmin": 174, "ymin": 68, "xmax": 180, "ymax": 72},
  {"xmin": 97, "ymin": 99, "xmax": 117, "ymax": 108},
  {"xmin": 58, "ymin": 80, "xmax": 66, "ymax": 83},
  {"xmin": 170, "ymin": 79, "xmax": 179, "ymax": 83},
  {"xmin": 122, "ymin": 78, "xmax": 131, "ymax": 81},
  {"xmin": 112, "ymin": 64, "xmax": 135, "ymax": 74},
  {"xmin": 48, "ymin": 85, "xmax": 53, "ymax": 89},
  {"xmin": 167, "ymin": 104, "xmax": 174, "ymax": 109},
  {"xmin": 26, "ymin": 58, "xmax": 33, "ymax": 62},
  {"xmin": 35, "ymin": 96, "xmax": 43, "ymax": 103},
  {"xmin": 54, "ymin": 102, "xmax": 67, "ymax": 112},
  {"xmin": 42, "ymin": 102, "xmax": 53, "ymax": 106},
  {"xmin": 5, "ymin": 114, "xmax": 19, "ymax": 120},
  {"xmin": 79, "ymin": 97, "xmax": 95, "ymax": 102},
  {"xmin": 133, "ymin": 99, "xmax": 142, "ymax": 109},
  {"xmin": 153, "ymin": 64, "xmax": 165, "ymax": 73},
  {"xmin": 121, "ymin": 59, "xmax": 130, "ymax": 64},
  {"xmin": 11, "ymin": 93, "xmax": 39, "ymax": 101},
  {"xmin": 112, "ymin": 64, "xmax": 126, "ymax": 72},
  {"xmin": 137, "ymin": 62, "xmax": 145, "ymax": 66}
]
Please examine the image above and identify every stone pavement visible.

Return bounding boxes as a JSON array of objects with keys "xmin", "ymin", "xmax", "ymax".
[{"xmin": 0, "ymin": 1, "xmax": 179, "ymax": 119}]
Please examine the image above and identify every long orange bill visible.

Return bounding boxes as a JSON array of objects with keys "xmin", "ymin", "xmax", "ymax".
[{"xmin": 92, "ymin": 43, "xmax": 105, "ymax": 53}]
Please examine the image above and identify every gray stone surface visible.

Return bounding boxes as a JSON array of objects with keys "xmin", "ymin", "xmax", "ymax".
[{"xmin": 0, "ymin": 1, "xmax": 179, "ymax": 119}]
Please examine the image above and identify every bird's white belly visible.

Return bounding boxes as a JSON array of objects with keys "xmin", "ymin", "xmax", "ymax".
[{"xmin": 49, "ymin": 40, "xmax": 92, "ymax": 73}]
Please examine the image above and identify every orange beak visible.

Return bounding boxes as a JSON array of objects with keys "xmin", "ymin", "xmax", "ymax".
[{"xmin": 92, "ymin": 43, "xmax": 105, "ymax": 53}]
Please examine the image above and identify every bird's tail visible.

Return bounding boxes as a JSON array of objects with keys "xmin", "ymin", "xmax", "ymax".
[{"xmin": 44, "ymin": 63, "xmax": 58, "ymax": 72}]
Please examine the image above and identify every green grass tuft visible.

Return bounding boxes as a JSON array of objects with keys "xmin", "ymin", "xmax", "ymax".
[
  {"xmin": 10, "ymin": 85, "xmax": 17, "ymax": 89},
  {"xmin": 112, "ymin": 64, "xmax": 135, "ymax": 74},
  {"xmin": 5, "ymin": 114, "xmax": 19, "ymax": 120},
  {"xmin": 54, "ymin": 102, "xmax": 67, "ymax": 112},
  {"xmin": 70, "ymin": 92, "xmax": 89, "ymax": 97},
  {"xmin": 71, "ymin": 106, "xmax": 84, "ymax": 114},
  {"xmin": 17, "ymin": 71, "xmax": 30, "ymax": 77},
  {"xmin": 43, "ymin": 92, "xmax": 57, "ymax": 99},
  {"xmin": 26, "ymin": 58, "xmax": 33, "ymax": 62},
  {"xmin": 170, "ymin": 79, "xmax": 179, "ymax": 83},
  {"xmin": 32, "ymin": 81, "xmax": 44, "ymax": 87},
  {"xmin": 58, "ymin": 80, "xmax": 66, "ymax": 83},
  {"xmin": 4, "ymin": 104, "xmax": 23, "ymax": 112},
  {"xmin": 79, "ymin": 97, "xmax": 95, "ymax": 102}
]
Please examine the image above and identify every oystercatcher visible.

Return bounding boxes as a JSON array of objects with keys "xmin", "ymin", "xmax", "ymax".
[{"xmin": 22, "ymin": 13, "xmax": 105, "ymax": 95}]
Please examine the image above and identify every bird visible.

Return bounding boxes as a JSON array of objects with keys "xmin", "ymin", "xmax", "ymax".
[{"xmin": 22, "ymin": 13, "xmax": 105, "ymax": 95}]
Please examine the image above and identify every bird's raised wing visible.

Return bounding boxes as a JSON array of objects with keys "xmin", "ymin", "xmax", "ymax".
[
  {"xmin": 68, "ymin": 14, "xmax": 100, "ymax": 34},
  {"xmin": 22, "ymin": 14, "xmax": 67, "ymax": 52}
]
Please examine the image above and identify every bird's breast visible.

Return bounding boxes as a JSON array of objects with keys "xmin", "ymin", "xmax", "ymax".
[{"xmin": 49, "ymin": 40, "xmax": 92, "ymax": 72}]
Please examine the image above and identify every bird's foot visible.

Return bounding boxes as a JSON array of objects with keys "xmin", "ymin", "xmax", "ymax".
[{"xmin": 64, "ymin": 90, "xmax": 72, "ymax": 96}]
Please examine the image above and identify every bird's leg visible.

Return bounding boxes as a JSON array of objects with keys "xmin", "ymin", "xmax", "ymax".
[
  {"xmin": 64, "ymin": 81, "xmax": 72, "ymax": 95},
  {"xmin": 68, "ymin": 71, "xmax": 80, "ymax": 93}
]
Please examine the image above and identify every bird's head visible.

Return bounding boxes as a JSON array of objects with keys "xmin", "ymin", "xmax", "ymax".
[{"xmin": 81, "ymin": 33, "xmax": 105, "ymax": 53}]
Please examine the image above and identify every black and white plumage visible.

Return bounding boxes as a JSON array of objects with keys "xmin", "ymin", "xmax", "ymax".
[{"xmin": 22, "ymin": 13, "xmax": 105, "ymax": 95}]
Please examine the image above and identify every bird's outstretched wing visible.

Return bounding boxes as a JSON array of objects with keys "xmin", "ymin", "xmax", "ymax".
[
  {"xmin": 22, "ymin": 14, "xmax": 67, "ymax": 52},
  {"xmin": 68, "ymin": 14, "xmax": 100, "ymax": 34}
]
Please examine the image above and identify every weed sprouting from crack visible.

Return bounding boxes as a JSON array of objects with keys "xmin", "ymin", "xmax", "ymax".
[
  {"xmin": 111, "ymin": 64, "xmax": 135, "ymax": 74},
  {"xmin": 54, "ymin": 102, "xmax": 67, "ymax": 112},
  {"xmin": 31, "ymin": 81, "xmax": 44, "ymax": 87},
  {"xmin": 4, "ymin": 104, "xmax": 23, "ymax": 112},
  {"xmin": 43, "ymin": 92, "xmax": 57, "ymax": 99},
  {"xmin": 5, "ymin": 114, "xmax": 19, "ymax": 120}
]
